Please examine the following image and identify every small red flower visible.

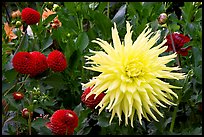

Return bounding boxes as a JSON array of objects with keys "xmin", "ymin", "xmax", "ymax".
[
  {"xmin": 165, "ymin": 32, "xmax": 192, "ymax": 56},
  {"xmin": 81, "ymin": 87, "xmax": 105, "ymax": 109},
  {"xmin": 29, "ymin": 51, "xmax": 48, "ymax": 77},
  {"xmin": 21, "ymin": 7, "xmax": 40, "ymax": 25},
  {"xmin": 47, "ymin": 50, "xmax": 67, "ymax": 72},
  {"xmin": 12, "ymin": 52, "xmax": 35, "ymax": 75},
  {"xmin": 46, "ymin": 109, "xmax": 78, "ymax": 135},
  {"xmin": 12, "ymin": 92, "xmax": 24, "ymax": 101},
  {"xmin": 21, "ymin": 108, "xmax": 33, "ymax": 118}
]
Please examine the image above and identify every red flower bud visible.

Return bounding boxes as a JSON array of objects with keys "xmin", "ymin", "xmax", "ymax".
[
  {"xmin": 12, "ymin": 92, "xmax": 24, "ymax": 101},
  {"xmin": 21, "ymin": 108, "xmax": 33, "ymax": 118}
]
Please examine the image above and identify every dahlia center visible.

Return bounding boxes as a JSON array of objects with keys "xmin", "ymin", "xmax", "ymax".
[{"xmin": 125, "ymin": 58, "xmax": 144, "ymax": 78}]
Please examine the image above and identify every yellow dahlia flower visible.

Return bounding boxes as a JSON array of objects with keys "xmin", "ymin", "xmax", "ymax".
[{"xmin": 83, "ymin": 21, "xmax": 185, "ymax": 127}]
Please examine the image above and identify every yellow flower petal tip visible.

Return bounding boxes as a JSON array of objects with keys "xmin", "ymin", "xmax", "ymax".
[{"xmin": 83, "ymin": 21, "xmax": 185, "ymax": 127}]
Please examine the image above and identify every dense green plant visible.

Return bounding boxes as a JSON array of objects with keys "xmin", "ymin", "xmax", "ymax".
[{"xmin": 2, "ymin": 2, "xmax": 202, "ymax": 135}]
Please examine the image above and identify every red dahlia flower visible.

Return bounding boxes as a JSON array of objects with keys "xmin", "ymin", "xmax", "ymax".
[
  {"xmin": 12, "ymin": 52, "xmax": 35, "ymax": 75},
  {"xmin": 29, "ymin": 51, "xmax": 48, "ymax": 77},
  {"xmin": 46, "ymin": 109, "xmax": 78, "ymax": 135},
  {"xmin": 81, "ymin": 87, "xmax": 105, "ymax": 109},
  {"xmin": 47, "ymin": 50, "xmax": 67, "ymax": 72},
  {"xmin": 21, "ymin": 7, "xmax": 40, "ymax": 25},
  {"xmin": 165, "ymin": 32, "xmax": 192, "ymax": 56},
  {"xmin": 12, "ymin": 51, "xmax": 48, "ymax": 77},
  {"xmin": 12, "ymin": 92, "xmax": 24, "ymax": 101}
]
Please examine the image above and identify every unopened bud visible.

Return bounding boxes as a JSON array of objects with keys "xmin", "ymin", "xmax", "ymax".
[
  {"xmin": 15, "ymin": 21, "xmax": 22, "ymax": 27},
  {"xmin": 158, "ymin": 13, "xmax": 168, "ymax": 25},
  {"xmin": 53, "ymin": 4, "xmax": 61, "ymax": 12}
]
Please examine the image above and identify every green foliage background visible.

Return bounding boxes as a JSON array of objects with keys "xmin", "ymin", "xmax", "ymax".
[{"xmin": 2, "ymin": 2, "xmax": 202, "ymax": 135}]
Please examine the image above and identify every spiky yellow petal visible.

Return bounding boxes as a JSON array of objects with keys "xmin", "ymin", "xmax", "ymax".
[{"xmin": 83, "ymin": 21, "xmax": 185, "ymax": 127}]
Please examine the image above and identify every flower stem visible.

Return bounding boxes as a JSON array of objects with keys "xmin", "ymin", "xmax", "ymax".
[
  {"xmin": 14, "ymin": 27, "xmax": 28, "ymax": 56},
  {"xmin": 169, "ymin": 101, "xmax": 179, "ymax": 132},
  {"xmin": 167, "ymin": 27, "xmax": 181, "ymax": 68},
  {"xmin": 17, "ymin": 74, "xmax": 30, "ymax": 92},
  {"xmin": 28, "ymin": 112, "xmax": 32, "ymax": 135}
]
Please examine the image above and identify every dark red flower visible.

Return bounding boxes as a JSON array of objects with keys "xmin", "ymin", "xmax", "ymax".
[
  {"xmin": 81, "ymin": 87, "xmax": 105, "ymax": 109},
  {"xmin": 47, "ymin": 50, "xmax": 67, "ymax": 72},
  {"xmin": 29, "ymin": 51, "xmax": 48, "ymax": 77},
  {"xmin": 21, "ymin": 7, "xmax": 40, "ymax": 25},
  {"xmin": 12, "ymin": 52, "xmax": 35, "ymax": 75},
  {"xmin": 12, "ymin": 92, "xmax": 24, "ymax": 101},
  {"xmin": 12, "ymin": 51, "xmax": 48, "ymax": 77},
  {"xmin": 165, "ymin": 32, "xmax": 191, "ymax": 56},
  {"xmin": 21, "ymin": 108, "xmax": 33, "ymax": 118},
  {"xmin": 46, "ymin": 109, "xmax": 78, "ymax": 135}
]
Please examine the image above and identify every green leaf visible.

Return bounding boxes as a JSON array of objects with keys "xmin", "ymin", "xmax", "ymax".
[
  {"xmin": 111, "ymin": 4, "xmax": 126, "ymax": 26},
  {"xmin": 96, "ymin": 2, "xmax": 107, "ymax": 13},
  {"xmin": 193, "ymin": 66, "xmax": 202, "ymax": 84},
  {"xmin": 97, "ymin": 113, "xmax": 110, "ymax": 127},
  {"xmin": 34, "ymin": 108, "xmax": 44, "ymax": 115},
  {"xmin": 31, "ymin": 118, "xmax": 49, "ymax": 132},
  {"xmin": 38, "ymin": 126, "xmax": 52, "ymax": 135},
  {"xmin": 76, "ymin": 126, "xmax": 92, "ymax": 135},
  {"xmin": 43, "ymin": 73, "xmax": 67, "ymax": 89},
  {"xmin": 192, "ymin": 47, "xmax": 202, "ymax": 67},
  {"xmin": 4, "ymin": 95, "xmax": 20, "ymax": 110},
  {"xmin": 74, "ymin": 103, "xmax": 84, "ymax": 116},
  {"xmin": 42, "ymin": 14, "xmax": 57, "ymax": 25},
  {"xmin": 194, "ymin": 8, "xmax": 202, "ymax": 22},
  {"xmin": 21, "ymin": 33, "xmax": 29, "ymax": 51},
  {"xmin": 41, "ymin": 36, "xmax": 53, "ymax": 52},
  {"xmin": 76, "ymin": 32, "xmax": 89, "ymax": 53},
  {"xmin": 64, "ymin": 2, "xmax": 76, "ymax": 12},
  {"xmin": 92, "ymin": 11, "xmax": 112, "ymax": 39},
  {"xmin": 2, "ymin": 81, "xmax": 13, "ymax": 94},
  {"xmin": 4, "ymin": 69, "xmax": 18, "ymax": 83}
]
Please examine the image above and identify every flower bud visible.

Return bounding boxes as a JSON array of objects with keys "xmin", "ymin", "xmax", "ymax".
[
  {"xmin": 21, "ymin": 108, "xmax": 33, "ymax": 118},
  {"xmin": 13, "ymin": 92, "xmax": 24, "ymax": 101},
  {"xmin": 33, "ymin": 100, "xmax": 38, "ymax": 104},
  {"xmin": 158, "ymin": 13, "xmax": 168, "ymax": 25},
  {"xmin": 53, "ymin": 4, "xmax": 61, "ymax": 12},
  {"xmin": 15, "ymin": 21, "xmax": 22, "ymax": 28}
]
